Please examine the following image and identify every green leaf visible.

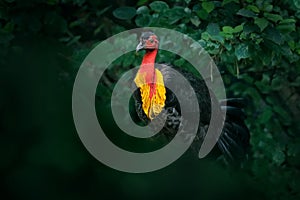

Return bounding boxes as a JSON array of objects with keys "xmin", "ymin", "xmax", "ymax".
[
  {"xmin": 233, "ymin": 24, "xmax": 244, "ymax": 33},
  {"xmin": 290, "ymin": 76, "xmax": 300, "ymax": 86},
  {"xmin": 137, "ymin": 0, "xmax": 149, "ymax": 6},
  {"xmin": 263, "ymin": 4, "xmax": 273, "ymax": 12},
  {"xmin": 165, "ymin": 7, "xmax": 186, "ymax": 24},
  {"xmin": 243, "ymin": 23, "xmax": 260, "ymax": 35},
  {"xmin": 237, "ymin": 8, "xmax": 257, "ymax": 18},
  {"xmin": 207, "ymin": 23, "xmax": 220, "ymax": 36},
  {"xmin": 222, "ymin": 24, "xmax": 243, "ymax": 35},
  {"xmin": 190, "ymin": 16, "xmax": 200, "ymax": 27},
  {"xmin": 3, "ymin": 22, "xmax": 14, "ymax": 32},
  {"xmin": 272, "ymin": 149, "xmax": 285, "ymax": 165},
  {"xmin": 0, "ymin": 30, "xmax": 14, "ymax": 44},
  {"xmin": 271, "ymin": 76, "xmax": 283, "ymax": 90},
  {"xmin": 235, "ymin": 43, "xmax": 250, "ymax": 60},
  {"xmin": 135, "ymin": 14, "xmax": 152, "ymax": 27},
  {"xmin": 67, "ymin": 35, "xmax": 81, "ymax": 46},
  {"xmin": 280, "ymin": 18, "xmax": 296, "ymax": 24},
  {"xmin": 263, "ymin": 27, "xmax": 283, "ymax": 45},
  {"xmin": 69, "ymin": 18, "xmax": 86, "ymax": 28},
  {"xmin": 222, "ymin": 0, "xmax": 239, "ymax": 5},
  {"xmin": 254, "ymin": 18, "xmax": 269, "ymax": 31},
  {"xmin": 149, "ymin": 1, "xmax": 169, "ymax": 12},
  {"xmin": 264, "ymin": 13, "xmax": 283, "ymax": 23},
  {"xmin": 44, "ymin": 12, "xmax": 67, "ymax": 33},
  {"xmin": 273, "ymin": 106, "xmax": 292, "ymax": 125},
  {"xmin": 247, "ymin": 5, "xmax": 260, "ymax": 13},
  {"xmin": 122, "ymin": 53, "xmax": 135, "ymax": 67},
  {"xmin": 201, "ymin": 32, "xmax": 210, "ymax": 40},
  {"xmin": 244, "ymin": 87, "xmax": 261, "ymax": 101},
  {"xmin": 174, "ymin": 58, "xmax": 185, "ymax": 67},
  {"xmin": 196, "ymin": 9, "xmax": 208, "ymax": 20},
  {"xmin": 136, "ymin": 6, "xmax": 149, "ymax": 14},
  {"xmin": 277, "ymin": 18, "xmax": 296, "ymax": 33},
  {"xmin": 294, "ymin": 0, "xmax": 300, "ymax": 8},
  {"xmin": 113, "ymin": 7, "xmax": 136, "ymax": 20},
  {"xmin": 96, "ymin": 6, "xmax": 111, "ymax": 17},
  {"xmin": 277, "ymin": 24, "xmax": 296, "ymax": 33},
  {"xmin": 222, "ymin": 26, "xmax": 234, "ymax": 34},
  {"xmin": 202, "ymin": 2, "xmax": 215, "ymax": 13},
  {"xmin": 258, "ymin": 107, "xmax": 273, "ymax": 124}
]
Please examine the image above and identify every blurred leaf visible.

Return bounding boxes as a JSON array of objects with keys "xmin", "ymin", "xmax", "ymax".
[
  {"xmin": 3, "ymin": 22, "xmax": 14, "ymax": 32},
  {"xmin": 135, "ymin": 14, "xmax": 152, "ymax": 27},
  {"xmin": 113, "ymin": 7, "xmax": 136, "ymax": 20},
  {"xmin": 67, "ymin": 35, "xmax": 81, "ymax": 46},
  {"xmin": 190, "ymin": 16, "xmax": 200, "ymax": 27},
  {"xmin": 44, "ymin": 12, "xmax": 67, "ymax": 34},
  {"xmin": 122, "ymin": 53, "xmax": 135, "ymax": 68},
  {"xmin": 46, "ymin": 0, "xmax": 59, "ymax": 5},
  {"xmin": 273, "ymin": 106, "xmax": 292, "ymax": 125},
  {"xmin": 137, "ymin": 0, "xmax": 149, "ymax": 6},
  {"xmin": 247, "ymin": 5, "xmax": 260, "ymax": 13},
  {"xmin": 0, "ymin": 30, "xmax": 14, "ymax": 44},
  {"xmin": 263, "ymin": 4, "xmax": 273, "ymax": 12},
  {"xmin": 294, "ymin": 0, "xmax": 300, "ymax": 8},
  {"xmin": 272, "ymin": 149, "xmax": 285, "ymax": 165},
  {"xmin": 136, "ymin": 6, "xmax": 150, "ymax": 14},
  {"xmin": 202, "ymin": 2, "xmax": 214, "ymax": 13},
  {"xmin": 196, "ymin": 9, "xmax": 208, "ymax": 20},
  {"xmin": 96, "ymin": 6, "xmax": 111, "ymax": 16},
  {"xmin": 149, "ymin": 1, "xmax": 169, "ymax": 12},
  {"xmin": 222, "ymin": 0, "xmax": 239, "ymax": 5},
  {"xmin": 165, "ymin": 7, "xmax": 186, "ymax": 24}
]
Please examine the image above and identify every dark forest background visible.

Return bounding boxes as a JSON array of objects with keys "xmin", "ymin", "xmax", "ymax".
[{"xmin": 1, "ymin": 0, "xmax": 300, "ymax": 199}]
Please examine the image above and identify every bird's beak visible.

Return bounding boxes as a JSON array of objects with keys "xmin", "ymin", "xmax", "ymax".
[{"xmin": 136, "ymin": 42, "xmax": 144, "ymax": 52}]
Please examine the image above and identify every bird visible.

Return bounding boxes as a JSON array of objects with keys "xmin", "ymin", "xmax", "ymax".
[{"xmin": 131, "ymin": 31, "xmax": 250, "ymax": 163}]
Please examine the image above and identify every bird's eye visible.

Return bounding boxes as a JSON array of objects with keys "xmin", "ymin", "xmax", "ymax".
[{"xmin": 149, "ymin": 38, "xmax": 154, "ymax": 43}]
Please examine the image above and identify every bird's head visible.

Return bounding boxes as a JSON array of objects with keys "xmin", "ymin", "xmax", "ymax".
[{"xmin": 136, "ymin": 32, "xmax": 159, "ymax": 52}]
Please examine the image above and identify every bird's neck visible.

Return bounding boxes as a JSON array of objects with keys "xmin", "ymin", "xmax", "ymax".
[
  {"xmin": 134, "ymin": 48, "xmax": 166, "ymax": 119},
  {"xmin": 139, "ymin": 49, "xmax": 158, "ymax": 74}
]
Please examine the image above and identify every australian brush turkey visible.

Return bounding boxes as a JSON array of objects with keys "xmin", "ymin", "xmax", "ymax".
[{"xmin": 131, "ymin": 32, "xmax": 250, "ymax": 162}]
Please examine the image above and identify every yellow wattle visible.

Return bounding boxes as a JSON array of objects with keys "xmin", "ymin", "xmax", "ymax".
[{"xmin": 134, "ymin": 69, "xmax": 166, "ymax": 120}]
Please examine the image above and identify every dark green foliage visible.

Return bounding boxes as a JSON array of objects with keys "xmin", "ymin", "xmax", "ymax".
[{"xmin": 1, "ymin": 0, "xmax": 300, "ymax": 200}]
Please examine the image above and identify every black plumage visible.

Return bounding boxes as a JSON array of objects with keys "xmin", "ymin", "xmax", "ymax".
[{"xmin": 131, "ymin": 32, "xmax": 250, "ymax": 163}]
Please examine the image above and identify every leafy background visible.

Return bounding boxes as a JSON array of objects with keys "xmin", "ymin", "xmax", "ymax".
[{"xmin": 1, "ymin": 0, "xmax": 300, "ymax": 199}]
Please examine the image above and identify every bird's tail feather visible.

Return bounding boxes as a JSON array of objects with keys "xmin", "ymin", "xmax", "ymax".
[{"xmin": 217, "ymin": 98, "xmax": 250, "ymax": 162}]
